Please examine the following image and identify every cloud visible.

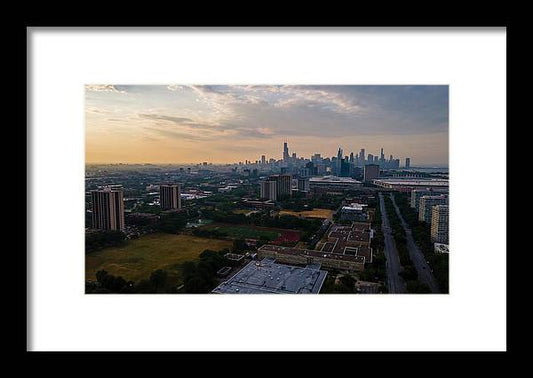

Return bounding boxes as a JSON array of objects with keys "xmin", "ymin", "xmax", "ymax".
[
  {"xmin": 85, "ymin": 84, "xmax": 127, "ymax": 94},
  {"xmin": 167, "ymin": 85, "xmax": 187, "ymax": 91},
  {"xmin": 138, "ymin": 114, "xmax": 193, "ymax": 124}
]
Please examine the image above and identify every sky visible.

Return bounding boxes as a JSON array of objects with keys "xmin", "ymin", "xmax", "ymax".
[{"xmin": 86, "ymin": 85, "xmax": 448, "ymax": 166}]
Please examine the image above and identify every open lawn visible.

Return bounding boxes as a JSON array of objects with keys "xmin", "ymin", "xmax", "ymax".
[
  {"xmin": 279, "ymin": 208, "xmax": 335, "ymax": 219},
  {"xmin": 86, "ymin": 233, "xmax": 232, "ymax": 284}
]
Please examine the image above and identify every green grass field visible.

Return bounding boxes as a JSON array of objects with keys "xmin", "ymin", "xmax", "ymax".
[
  {"xmin": 86, "ymin": 233, "xmax": 232, "ymax": 284},
  {"xmin": 208, "ymin": 225, "xmax": 279, "ymax": 240}
]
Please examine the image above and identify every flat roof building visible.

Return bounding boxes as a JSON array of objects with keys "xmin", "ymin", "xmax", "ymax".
[
  {"xmin": 297, "ymin": 177, "xmax": 310, "ymax": 193},
  {"xmin": 373, "ymin": 178, "xmax": 449, "ymax": 192},
  {"xmin": 212, "ymin": 258, "xmax": 327, "ymax": 294},
  {"xmin": 260, "ymin": 180, "xmax": 278, "ymax": 201},
  {"xmin": 258, "ymin": 244, "xmax": 366, "ymax": 272},
  {"xmin": 431, "ymin": 205, "xmax": 449, "ymax": 244},
  {"xmin": 91, "ymin": 187, "xmax": 125, "ymax": 231},
  {"xmin": 434, "ymin": 243, "xmax": 449, "ymax": 254},
  {"xmin": 411, "ymin": 189, "xmax": 434, "ymax": 211},
  {"xmin": 160, "ymin": 184, "xmax": 182, "ymax": 210},
  {"xmin": 419, "ymin": 195, "xmax": 448, "ymax": 223},
  {"xmin": 363, "ymin": 164, "xmax": 380, "ymax": 182},
  {"xmin": 309, "ymin": 175, "xmax": 362, "ymax": 194}
]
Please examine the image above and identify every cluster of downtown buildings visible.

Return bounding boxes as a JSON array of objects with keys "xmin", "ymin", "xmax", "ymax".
[{"xmin": 257, "ymin": 142, "xmax": 406, "ymax": 202}]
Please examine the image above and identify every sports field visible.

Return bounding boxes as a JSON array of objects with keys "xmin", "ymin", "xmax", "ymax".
[
  {"xmin": 279, "ymin": 208, "xmax": 335, "ymax": 219},
  {"xmin": 85, "ymin": 233, "xmax": 232, "ymax": 283}
]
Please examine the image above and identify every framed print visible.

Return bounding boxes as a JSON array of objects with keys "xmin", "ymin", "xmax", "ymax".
[{"xmin": 27, "ymin": 27, "xmax": 507, "ymax": 352}]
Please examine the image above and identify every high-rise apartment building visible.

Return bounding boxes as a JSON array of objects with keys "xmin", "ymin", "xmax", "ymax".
[
  {"xmin": 160, "ymin": 184, "xmax": 182, "ymax": 210},
  {"xmin": 260, "ymin": 180, "xmax": 278, "ymax": 201},
  {"xmin": 431, "ymin": 205, "xmax": 449, "ymax": 244},
  {"xmin": 363, "ymin": 164, "xmax": 380, "ymax": 182},
  {"xmin": 269, "ymin": 174, "xmax": 292, "ymax": 197},
  {"xmin": 91, "ymin": 187, "xmax": 125, "ymax": 231},
  {"xmin": 410, "ymin": 189, "xmax": 433, "ymax": 211},
  {"xmin": 419, "ymin": 195, "xmax": 448, "ymax": 223}
]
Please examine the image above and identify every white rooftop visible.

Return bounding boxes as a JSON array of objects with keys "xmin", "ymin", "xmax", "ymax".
[{"xmin": 309, "ymin": 175, "xmax": 361, "ymax": 183}]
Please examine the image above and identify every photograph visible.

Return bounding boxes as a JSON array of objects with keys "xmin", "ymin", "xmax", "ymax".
[{"xmin": 85, "ymin": 84, "xmax": 449, "ymax": 295}]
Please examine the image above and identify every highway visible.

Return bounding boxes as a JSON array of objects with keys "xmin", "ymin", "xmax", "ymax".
[
  {"xmin": 378, "ymin": 193, "xmax": 407, "ymax": 294},
  {"xmin": 390, "ymin": 194, "xmax": 440, "ymax": 293}
]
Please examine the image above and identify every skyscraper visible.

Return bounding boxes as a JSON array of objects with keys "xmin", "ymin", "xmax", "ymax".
[
  {"xmin": 380, "ymin": 147, "xmax": 385, "ymax": 165},
  {"xmin": 431, "ymin": 205, "xmax": 449, "ymax": 244},
  {"xmin": 349, "ymin": 152, "xmax": 354, "ymax": 163},
  {"xmin": 160, "ymin": 184, "xmax": 182, "ymax": 210},
  {"xmin": 91, "ymin": 187, "xmax": 125, "ymax": 231},
  {"xmin": 336, "ymin": 147, "xmax": 343, "ymax": 175},
  {"xmin": 363, "ymin": 164, "xmax": 380, "ymax": 182},
  {"xmin": 405, "ymin": 158, "xmax": 411, "ymax": 169},
  {"xmin": 359, "ymin": 149, "xmax": 365, "ymax": 167},
  {"xmin": 261, "ymin": 155, "xmax": 266, "ymax": 165},
  {"xmin": 340, "ymin": 159, "xmax": 350, "ymax": 177},
  {"xmin": 283, "ymin": 141, "xmax": 289, "ymax": 162}
]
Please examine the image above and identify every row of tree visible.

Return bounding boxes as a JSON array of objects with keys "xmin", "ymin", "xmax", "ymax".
[
  {"xmin": 392, "ymin": 193, "xmax": 449, "ymax": 293},
  {"xmin": 86, "ymin": 269, "xmax": 170, "ymax": 294},
  {"xmin": 383, "ymin": 194, "xmax": 431, "ymax": 293},
  {"xmin": 181, "ymin": 249, "xmax": 238, "ymax": 293},
  {"xmin": 197, "ymin": 209, "xmax": 323, "ymax": 243},
  {"xmin": 85, "ymin": 230, "xmax": 126, "ymax": 253}
]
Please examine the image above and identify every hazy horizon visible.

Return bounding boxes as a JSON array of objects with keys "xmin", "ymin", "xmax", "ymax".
[{"xmin": 86, "ymin": 85, "xmax": 449, "ymax": 165}]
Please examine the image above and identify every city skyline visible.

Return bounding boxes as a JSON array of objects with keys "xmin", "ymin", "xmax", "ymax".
[{"xmin": 86, "ymin": 85, "xmax": 448, "ymax": 165}]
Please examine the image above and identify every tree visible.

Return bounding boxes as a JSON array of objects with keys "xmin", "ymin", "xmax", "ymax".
[
  {"xmin": 232, "ymin": 238, "xmax": 247, "ymax": 252},
  {"xmin": 96, "ymin": 270, "xmax": 108, "ymax": 283},
  {"xmin": 158, "ymin": 211, "xmax": 187, "ymax": 234},
  {"xmin": 150, "ymin": 269, "xmax": 168, "ymax": 292},
  {"xmin": 184, "ymin": 276, "xmax": 211, "ymax": 293}
]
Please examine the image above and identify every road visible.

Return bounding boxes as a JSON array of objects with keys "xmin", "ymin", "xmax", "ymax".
[
  {"xmin": 378, "ymin": 193, "xmax": 407, "ymax": 294},
  {"xmin": 390, "ymin": 193, "xmax": 440, "ymax": 293}
]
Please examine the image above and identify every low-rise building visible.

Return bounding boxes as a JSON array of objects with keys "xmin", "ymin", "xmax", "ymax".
[
  {"xmin": 373, "ymin": 178, "xmax": 449, "ymax": 193},
  {"xmin": 212, "ymin": 258, "xmax": 327, "ymax": 294},
  {"xmin": 258, "ymin": 244, "xmax": 366, "ymax": 272},
  {"xmin": 340, "ymin": 203, "xmax": 368, "ymax": 221},
  {"xmin": 434, "ymin": 243, "xmax": 449, "ymax": 254},
  {"xmin": 309, "ymin": 175, "xmax": 362, "ymax": 194}
]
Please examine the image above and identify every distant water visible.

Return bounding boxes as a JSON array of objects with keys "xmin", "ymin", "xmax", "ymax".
[{"xmin": 409, "ymin": 167, "xmax": 449, "ymax": 173}]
